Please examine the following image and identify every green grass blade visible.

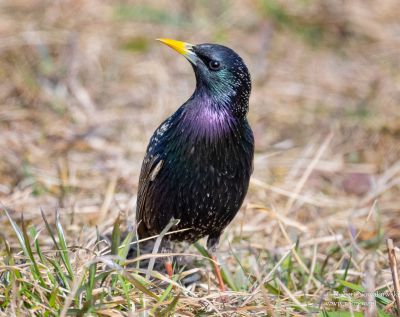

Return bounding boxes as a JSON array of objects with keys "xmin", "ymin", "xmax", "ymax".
[
  {"xmin": 85, "ymin": 262, "xmax": 97, "ymax": 305},
  {"xmin": 21, "ymin": 217, "xmax": 46, "ymax": 286},
  {"xmin": 111, "ymin": 215, "xmax": 121, "ymax": 255},
  {"xmin": 193, "ymin": 241, "xmax": 237, "ymax": 291},
  {"xmin": 119, "ymin": 274, "xmax": 132, "ymax": 309},
  {"xmin": 47, "ymin": 257, "xmax": 70, "ymax": 290},
  {"xmin": 4, "ymin": 208, "xmax": 47, "ymax": 287},
  {"xmin": 118, "ymin": 231, "xmax": 135, "ymax": 262},
  {"xmin": 41, "ymin": 208, "xmax": 59, "ymax": 247},
  {"xmin": 337, "ymin": 279, "xmax": 364, "ymax": 292},
  {"xmin": 55, "ymin": 208, "xmax": 74, "ymax": 278},
  {"xmin": 49, "ymin": 287, "xmax": 59, "ymax": 309},
  {"xmin": 337, "ymin": 279, "xmax": 391, "ymax": 306},
  {"xmin": 158, "ymin": 282, "xmax": 174, "ymax": 303},
  {"xmin": 3, "ymin": 208, "xmax": 29, "ymax": 257},
  {"xmin": 341, "ymin": 254, "xmax": 352, "ymax": 282},
  {"xmin": 31, "ymin": 227, "xmax": 46, "ymax": 263},
  {"xmin": 40, "ymin": 209, "xmax": 73, "ymax": 278},
  {"xmin": 123, "ymin": 272, "xmax": 159, "ymax": 300},
  {"xmin": 157, "ymin": 294, "xmax": 180, "ymax": 317}
]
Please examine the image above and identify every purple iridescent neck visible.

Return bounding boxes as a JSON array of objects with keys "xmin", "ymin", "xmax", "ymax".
[{"xmin": 180, "ymin": 93, "xmax": 237, "ymax": 140}]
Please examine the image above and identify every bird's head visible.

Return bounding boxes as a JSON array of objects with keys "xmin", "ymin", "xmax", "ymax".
[{"xmin": 158, "ymin": 38, "xmax": 251, "ymax": 117}]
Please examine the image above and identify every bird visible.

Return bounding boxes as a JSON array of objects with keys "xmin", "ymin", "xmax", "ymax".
[{"xmin": 136, "ymin": 38, "xmax": 254, "ymax": 291}]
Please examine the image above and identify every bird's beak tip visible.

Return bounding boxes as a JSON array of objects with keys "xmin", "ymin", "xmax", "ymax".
[{"xmin": 157, "ymin": 38, "xmax": 195, "ymax": 58}]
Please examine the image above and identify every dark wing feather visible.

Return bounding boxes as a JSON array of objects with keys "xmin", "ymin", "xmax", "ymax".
[{"xmin": 136, "ymin": 154, "xmax": 163, "ymax": 238}]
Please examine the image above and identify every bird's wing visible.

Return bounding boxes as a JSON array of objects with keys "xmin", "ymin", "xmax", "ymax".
[{"xmin": 136, "ymin": 154, "xmax": 163, "ymax": 236}]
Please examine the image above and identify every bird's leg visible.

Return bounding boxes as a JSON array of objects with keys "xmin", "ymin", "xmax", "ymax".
[
  {"xmin": 162, "ymin": 240, "xmax": 174, "ymax": 277},
  {"xmin": 165, "ymin": 257, "xmax": 173, "ymax": 277},
  {"xmin": 211, "ymin": 254, "xmax": 225, "ymax": 292},
  {"xmin": 207, "ymin": 235, "xmax": 226, "ymax": 292}
]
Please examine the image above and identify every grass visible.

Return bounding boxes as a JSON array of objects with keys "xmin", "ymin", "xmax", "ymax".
[
  {"xmin": 1, "ymin": 0, "xmax": 400, "ymax": 315},
  {"xmin": 1, "ymin": 205, "xmax": 399, "ymax": 315}
]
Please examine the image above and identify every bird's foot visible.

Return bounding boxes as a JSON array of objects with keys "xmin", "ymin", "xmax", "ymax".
[{"xmin": 216, "ymin": 294, "xmax": 229, "ymax": 303}]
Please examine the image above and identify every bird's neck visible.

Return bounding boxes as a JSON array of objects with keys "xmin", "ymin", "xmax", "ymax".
[
  {"xmin": 179, "ymin": 90, "xmax": 243, "ymax": 142},
  {"xmin": 191, "ymin": 84, "xmax": 249, "ymax": 119}
]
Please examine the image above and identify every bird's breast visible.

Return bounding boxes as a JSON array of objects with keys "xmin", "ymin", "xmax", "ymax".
[{"xmin": 142, "ymin": 105, "xmax": 254, "ymax": 241}]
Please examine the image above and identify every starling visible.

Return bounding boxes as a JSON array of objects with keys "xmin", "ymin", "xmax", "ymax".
[{"xmin": 136, "ymin": 38, "xmax": 254, "ymax": 290}]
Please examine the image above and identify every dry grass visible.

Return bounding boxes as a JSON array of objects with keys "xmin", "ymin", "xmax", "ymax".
[{"xmin": 1, "ymin": 0, "xmax": 400, "ymax": 316}]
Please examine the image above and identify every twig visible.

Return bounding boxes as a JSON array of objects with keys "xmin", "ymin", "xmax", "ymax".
[{"xmin": 387, "ymin": 239, "xmax": 400, "ymax": 316}]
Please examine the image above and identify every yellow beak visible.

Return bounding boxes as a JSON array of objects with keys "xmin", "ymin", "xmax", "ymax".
[{"xmin": 157, "ymin": 38, "xmax": 196, "ymax": 63}]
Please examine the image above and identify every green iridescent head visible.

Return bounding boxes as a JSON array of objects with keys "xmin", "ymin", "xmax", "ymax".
[{"xmin": 158, "ymin": 39, "xmax": 251, "ymax": 116}]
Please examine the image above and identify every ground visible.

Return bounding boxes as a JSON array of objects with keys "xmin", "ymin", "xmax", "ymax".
[{"xmin": 1, "ymin": 0, "xmax": 400, "ymax": 316}]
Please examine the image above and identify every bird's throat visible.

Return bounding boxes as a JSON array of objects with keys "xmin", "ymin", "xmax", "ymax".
[{"xmin": 181, "ymin": 97, "xmax": 237, "ymax": 141}]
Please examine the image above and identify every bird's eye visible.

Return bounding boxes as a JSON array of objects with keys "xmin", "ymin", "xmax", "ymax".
[{"xmin": 209, "ymin": 60, "xmax": 221, "ymax": 71}]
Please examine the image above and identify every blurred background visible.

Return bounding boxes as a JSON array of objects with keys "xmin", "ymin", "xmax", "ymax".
[{"xmin": 1, "ymin": 0, "xmax": 400, "ymax": 261}]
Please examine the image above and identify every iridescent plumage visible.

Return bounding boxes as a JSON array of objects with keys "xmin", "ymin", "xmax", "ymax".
[{"xmin": 136, "ymin": 42, "xmax": 254, "ymax": 252}]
